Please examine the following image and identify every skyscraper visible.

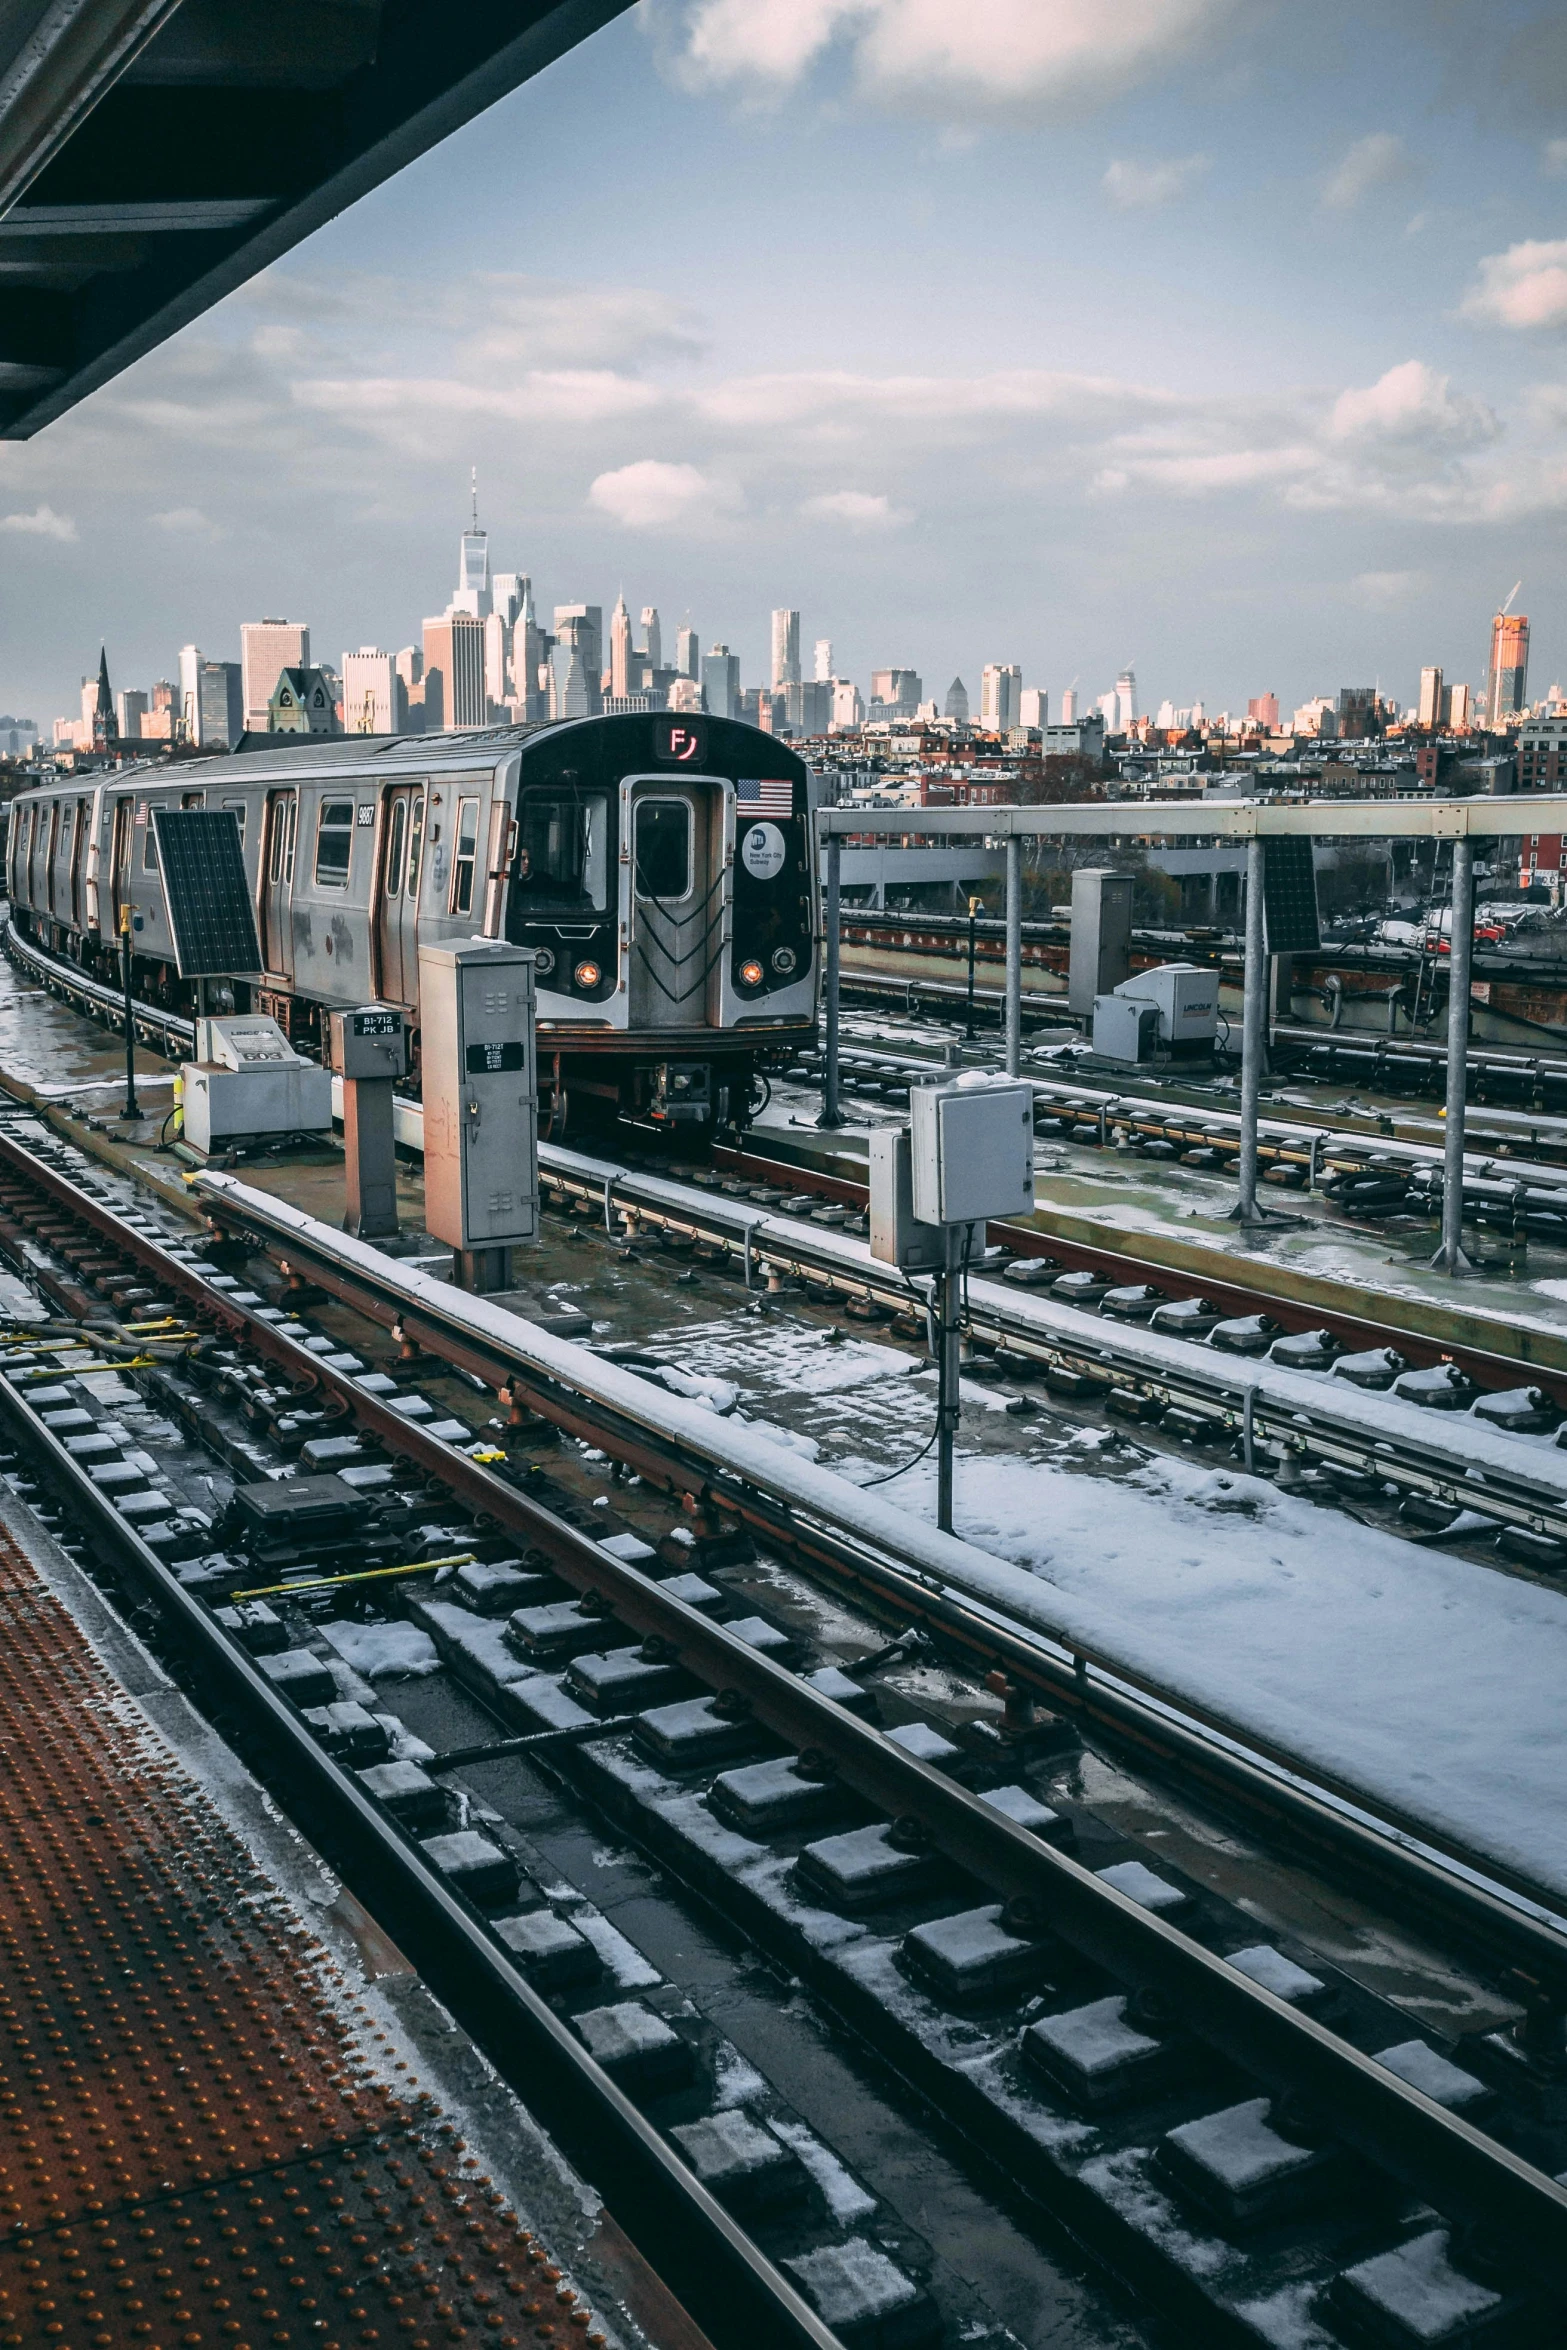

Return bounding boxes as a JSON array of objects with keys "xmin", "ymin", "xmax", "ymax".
[
  {"xmin": 1417, "ymin": 667, "xmax": 1444, "ymax": 730},
  {"xmin": 814, "ymin": 637, "xmax": 833, "ymax": 684},
  {"xmin": 241, "ymin": 620, "xmax": 308, "ymax": 734},
  {"xmin": 771, "ymin": 608, "xmax": 801, "ymax": 691},
  {"xmin": 610, "ymin": 593, "xmax": 634, "ymax": 700},
  {"xmin": 701, "ymin": 645, "xmax": 740, "ymax": 720},
  {"xmin": 676, "ymin": 623, "xmax": 699, "ymax": 681},
  {"xmin": 1488, "ymin": 611, "xmax": 1529, "ymax": 726},
  {"xmin": 641, "ymin": 606, "xmax": 662, "ymax": 674},
  {"xmin": 980, "ymin": 664, "xmax": 1021, "ymax": 731}
]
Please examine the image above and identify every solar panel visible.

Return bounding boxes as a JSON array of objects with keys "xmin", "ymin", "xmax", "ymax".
[
  {"xmin": 152, "ymin": 809, "xmax": 263, "ymax": 978},
  {"xmin": 1262, "ymin": 836, "xmax": 1321, "ymax": 956}
]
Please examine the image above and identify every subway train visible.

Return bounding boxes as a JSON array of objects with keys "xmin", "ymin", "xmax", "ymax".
[{"xmin": 5, "ymin": 711, "xmax": 818, "ymax": 1138}]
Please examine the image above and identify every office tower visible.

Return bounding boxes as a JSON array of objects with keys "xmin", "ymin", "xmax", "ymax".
[
  {"xmin": 116, "ymin": 689, "xmax": 147, "ymax": 740},
  {"xmin": 1246, "ymin": 691, "xmax": 1279, "ymax": 729},
  {"xmin": 241, "ymin": 620, "xmax": 309, "ymax": 733},
  {"xmin": 771, "ymin": 608, "xmax": 801, "ymax": 691},
  {"xmin": 641, "ymin": 606, "xmax": 662, "ymax": 673},
  {"xmin": 980, "ymin": 664, "xmax": 1021, "ymax": 730},
  {"xmin": 1417, "ymin": 667, "xmax": 1444, "ymax": 730},
  {"xmin": 1019, "ymin": 687, "xmax": 1048, "ymax": 730},
  {"xmin": 1060, "ymin": 687, "xmax": 1078, "ymax": 723},
  {"xmin": 492, "ymin": 571, "xmax": 529, "ymax": 632},
  {"xmin": 422, "ymin": 611, "xmax": 487, "ymax": 731},
  {"xmin": 701, "ymin": 645, "xmax": 741, "ymax": 720},
  {"xmin": 1115, "ymin": 668, "xmax": 1137, "ymax": 731},
  {"xmin": 342, "ymin": 648, "xmax": 407, "ymax": 736},
  {"xmin": 944, "ymin": 676, "xmax": 970, "ymax": 723},
  {"xmin": 1445, "ymin": 682, "xmax": 1471, "ymax": 730},
  {"xmin": 676, "ymin": 623, "xmax": 699, "ymax": 680},
  {"xmin": 814, "ymin": 637, "xmax": 833, "ymax": 684},
  {"xmin": 553, "ymin": 606, "xmax": 603, "ymax": 715},
  {"xmin": 1487, "ymin": 610, "xmax": 1529, "ymax": 726},
  {"xmin": 610, "ymin": 593, "xmax": 635, "ymax": 700}
]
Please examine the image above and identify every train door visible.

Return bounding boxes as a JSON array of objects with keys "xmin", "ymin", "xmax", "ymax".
[
  {"xmin": 260, "ymin": 790, "xmax": 297, "ymax": 978},
  {"xmin": 627, "ymin": 779, "xmax": 724, "ymax": 1030},
  {"xmin": 372, "ymin": 783, "xmax": 425, "ymax": 1004},
  {"xmin": 108, "ymin": 797, "xmax": 133, "ymax": 936}
]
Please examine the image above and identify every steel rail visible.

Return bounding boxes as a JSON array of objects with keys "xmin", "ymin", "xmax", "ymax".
[{"xmin": 0, "ymin": 1139, "xmax": 1563, "ymax": 2288}]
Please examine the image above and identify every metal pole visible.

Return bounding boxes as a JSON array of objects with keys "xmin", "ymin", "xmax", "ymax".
[
  {"xmin": 1004, "ymin": 836, "xmax": 1022, "ymax": 1077},
  {"xmin": 936, "ymin": 1222, "xmax": 961, "ymax": 1532},
  {"xmin": 818, "ymin": 831, "xmax": 843, "ymax": 1129},
  {"xmin": 1434, "ymin": 836, "xmax": 1476, "ymax": 1275},
  {"xmin": 1233, "ymin": 836, "xmax": 1266, "ymax": 1224},
  {"xmin": 119, "ymin": 909, "xmax": 140, "ymax": 1121}
]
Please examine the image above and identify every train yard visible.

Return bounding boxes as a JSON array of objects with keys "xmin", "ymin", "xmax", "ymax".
[{"xmin": 3, "ymin": 932, "xmax": 1567, "ymax": 2347}]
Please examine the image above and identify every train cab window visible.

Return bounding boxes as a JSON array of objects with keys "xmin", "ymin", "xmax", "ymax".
[
  {"xmin": 513, "ymin": 787, "xmax": 609, "ymax": 914},
  {"xmin": 142, "ymin": 803, "xmax": 167, "ymax": 871},
  {"xmin": 635, "ymin": 799, "xmax": 691, "ymax": 899},
  {"xmin": 451, "ymin": 797, "xmax": 480, "ymax": 914},
  {"xmin": 406, "ymin": 793, "xmax": 426, "ymax": 899},
  {"xmin": 314, "ymin": 799, "xmax": 355, "ymax": 886}
]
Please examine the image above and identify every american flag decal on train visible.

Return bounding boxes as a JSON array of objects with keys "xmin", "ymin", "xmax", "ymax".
[{"xmin": 737, "ymin": 777, "xmax": 794, "ymax": 817}]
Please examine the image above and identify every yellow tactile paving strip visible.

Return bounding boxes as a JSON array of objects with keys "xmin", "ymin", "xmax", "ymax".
[{"xmin": 0, "ymin": 1524, "xmax": 606, "ymax": 2349}]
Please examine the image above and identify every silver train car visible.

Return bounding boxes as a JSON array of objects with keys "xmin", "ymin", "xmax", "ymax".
[{"xmin": 5, "ymin": 712, "xmax": 818, "ymax": 1137}]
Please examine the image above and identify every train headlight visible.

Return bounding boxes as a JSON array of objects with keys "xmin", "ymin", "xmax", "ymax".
[
  {"xmin": 739, "ymin": 958, "xmax": 764, "ymax": 987},
  {"xmin": 770, "ymin": 945, "xmax": 798, "ymax": 976},
  {"xmin": 573, "ymin": 959, "xmax": 601, "ymax": 989},
  {"xmin": 533, "ymin": 946, "xmax": 556, "ymax": 979}
]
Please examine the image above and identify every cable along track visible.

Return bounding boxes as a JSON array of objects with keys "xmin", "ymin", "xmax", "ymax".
[{"xmin": 0, "ymin": 1112, "xmax": 1560, "ymax": 2347}]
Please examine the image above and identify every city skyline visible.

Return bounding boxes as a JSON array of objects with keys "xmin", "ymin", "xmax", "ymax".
[{"xmin": 2, "ymin": 1, "xmax": 1565, "ymax": 720}]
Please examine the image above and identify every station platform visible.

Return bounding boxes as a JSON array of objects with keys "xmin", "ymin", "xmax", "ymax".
[{"xmin": 0, "ymin": 1487, "xmax": 672, "ymax": 2350}]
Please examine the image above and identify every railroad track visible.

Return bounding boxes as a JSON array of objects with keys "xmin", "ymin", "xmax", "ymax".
[{"xmin": 0, "ymin": 1105, "xmax": 1563, "ymax": 2349}]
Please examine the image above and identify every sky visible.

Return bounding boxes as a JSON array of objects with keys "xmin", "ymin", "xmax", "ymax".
[{"xmin": 5, "ymin": 0, "xmax": 1567, "ymax": 728}]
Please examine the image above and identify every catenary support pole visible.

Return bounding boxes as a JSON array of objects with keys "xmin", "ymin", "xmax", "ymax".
[
  {"xmin": 1005, "ymin": 835, "xmax": 1022, "ymax": 1077},
  {"xmin": 818, "ymin": 831, "xmax": 843, "ymax": 1129},
  {"xmin": 1232, "ymin": 835, "xmax": 1267, "ymax": 1224},
  {"xmin": 120, "ymin": 909, "xmax": 140, "ymax": 1122},
  {"xmin": 936, "ymin": 1221, "xmax": 961, "ymax": 1533},
  {"xmin": 1434, "ymin": 835, "xmax": 1476, "ymax": 1275}
]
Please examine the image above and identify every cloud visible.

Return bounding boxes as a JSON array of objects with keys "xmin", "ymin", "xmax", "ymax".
[
  {"xmin": 1350, "ymin": 570, "xmax": 1426, "ymax": 610},
  {"xmin": 1102, "ymin": 152, "xmax": 1210, "ymax": 211},
  {"xmin": 659, "ymin": 0, "xmax": 1237, "ymax": 122},
  {"xmin": 1327, "ymin": 360, "xmax": 1498, "ymax": 453},
  {"xmin": 801, "ymin": 488, "xmax": 905, "ymax": 527},
  {"xmin": 1461, "ymin": 238, "xmax": 1567, "ymax": 331},
  {"xmin": 0, "ymin": 503, "xmax": 77, "ymax": 542},
  {"xmin": 1321, "ymin": 131, "xmax": 1415, "ymax": 211},
  {"xmin": 588, "ymin": 459, "xmax": 737, "ymax": 528}
]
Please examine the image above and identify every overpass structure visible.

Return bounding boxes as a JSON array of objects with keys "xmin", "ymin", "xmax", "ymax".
[
  {"xmin": 816, "ymin": 798, "xmax": 1552, "ymax": 1271},
  {"xmin": 0, "ymin": 0, "xmax": 632, "ymax": 437}
]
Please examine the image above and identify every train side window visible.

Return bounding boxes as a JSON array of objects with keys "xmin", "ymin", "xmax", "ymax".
[
  {"xmin": 143, "ymin": 804, "xmax": 166, "ymax": 871},
  {"xmin": 406, "ymin": 793, "xmax": 426, "ymax": 899},
  {"xmin": 635, "ymin": 799, "xmax": 691, "ymax": 899},
  {"xmin": 450, "ymin": 796, "xmax": 479, "ymax": 914},
  {"xmin": 513, "ymin": 787, "xmax": 609, "ymax": 914},
  {"xmin": 385, "ymin": 798, "xmax": 407, "ymax": 896},
  {"xmin": 314, "ymin": 799, "xmax": 355, "ymax": 886}
]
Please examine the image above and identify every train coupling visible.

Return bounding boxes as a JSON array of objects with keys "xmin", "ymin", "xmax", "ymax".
[{"xmin": 649, "ymin": 1061, "xmax": 712, "ymax": 1126}]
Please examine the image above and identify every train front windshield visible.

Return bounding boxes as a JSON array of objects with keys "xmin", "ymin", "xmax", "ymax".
[{"xmin": 511, "ymin": 788, "xmax": 610, "ymax": 917}]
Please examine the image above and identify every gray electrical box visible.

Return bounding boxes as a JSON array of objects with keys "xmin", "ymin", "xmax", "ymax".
[
  {"xmin": 869, "ymin": 1126, "xmax": 947, "ymax": 1271},
  {"xmin": 419, "ymin": 941, "xmax": 539, "ymax": 1261},
  {"xmin": 1069, "ymin": 869, "xmax": 1133, "ymax": 1016},
  {"xmin": 910, "ymin": 1078, "xmax": 1035, "ymax": 1227},
  {"xmin": 332, "ymin": 1004, "xmax": 408, "ymax": 1081}
]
